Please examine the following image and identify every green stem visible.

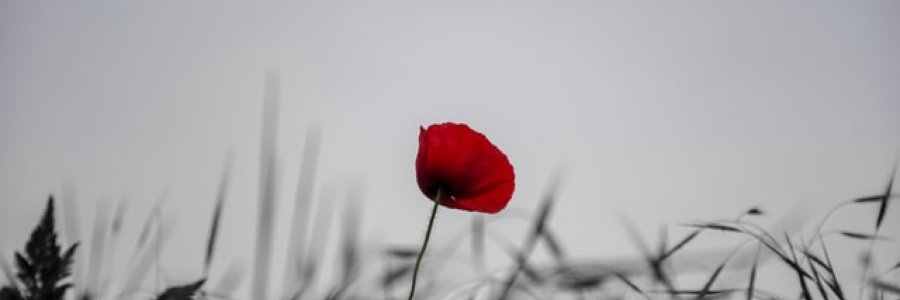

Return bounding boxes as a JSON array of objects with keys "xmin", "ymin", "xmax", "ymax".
[{"xmin": 408, "ymin": 189, "xmax": 442, "ymax": 300}]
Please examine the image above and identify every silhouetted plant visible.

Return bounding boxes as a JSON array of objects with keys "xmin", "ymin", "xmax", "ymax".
[
  {"xmin": 154, "ymin": 279, "xmax": 205, "ymax": 300},
  {"xmin": 4, "ymin": 196, "xmax": 78, "ymax": 300},
  {"xmin": 0, "ymin": 286, "xmax": 23, "ymax": 300}
]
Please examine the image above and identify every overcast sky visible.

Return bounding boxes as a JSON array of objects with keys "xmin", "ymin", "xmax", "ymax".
[{"xmin": 2, "ymin": 1, "xmax": 899, "ymax": 299}]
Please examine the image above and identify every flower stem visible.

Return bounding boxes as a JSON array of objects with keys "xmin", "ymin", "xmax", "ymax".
[{"xmin": 408, "ymin": 189, "xmax": 442, "ymax": 300}]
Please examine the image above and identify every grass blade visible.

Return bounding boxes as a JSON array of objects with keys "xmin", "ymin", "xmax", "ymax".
[
  {"xmin": 784, "ymin": 234, "xmax": 811, "ymax": 300},
  {"xmin": 746, "ymin": 247, "xmax": 759, "ymax": 300},
  {"xmin": 818, "ymin": 238, "xmax": 845, "ymax": 300},
  {"xmin": 872, "ymin": 280, "xmax": 900, "ymax": 295},
  {"xmin": 854, "ymin": 195, "xmax": 887, "ymax": 203},
  {"xmin": 542, "ymin": 228, "xmax": 566, "ymax": 262},
  {"xmin": 696, "ymin": 261, "xmax": 726, "ymax": 299},
  {"xmin": 498, "ymin": 177, "xmax": 559, "ymax": 300},
  {"xmin": 839, "ymin": 231, "xmax": 886, "ymax": 241},
  {"xmin": 339, "ymin": 189, "xmax": 361, "ymax": 288},
  {"xmin": 616, "ymin": 273, "xmax": 648, "ymax": 299},
  {"xmin": 687, "ymin": 223, "xmax": 741, "ymax": 233},
  {"xmin": 807, "ymin": 256, "xmax": 830, "ymax": 300},
  {"xmin": 471, "ymin": 215, "xmax": 485, "ymax": 272},
  {"xmin": 293, "ymin": 187, "xmax": 336, "ymax": 299},
  {"xmin": 205, "ymin": 154, "xmax": 231, "ymax": 276},
  {"xmin": 875, "ymin": 164, "xmax": 896, "ymax": 230},
  {"xmin": 622, "ymin": 215, "xmax": 678, "ymax": 299},
  {"xmin": 381, "ymin": 263, "xmax": 414, "ymax": 291},
  {"xmin": 251, "ymin": 72, "xmax": 279, "ymax": 300},
  {"xmin": 282, "ymin": 126, "xmax": 321, "ymax": 297},
  {"xmin": 660, "ymin": 230, "xmax": 701, "ymax": 262},
  {"xmin": 86, "ymin": 199, "xmax": 110, "ymax": 297}
]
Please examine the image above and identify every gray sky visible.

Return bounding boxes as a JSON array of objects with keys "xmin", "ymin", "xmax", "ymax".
[{"xmin": 2, "ymin": 1, "xmax": 900, "ymax": 299}]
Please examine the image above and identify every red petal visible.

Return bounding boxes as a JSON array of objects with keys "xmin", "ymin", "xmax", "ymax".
[{"xmin": 416, "ymin": 122, "xmax": 515, "ymax": 214}]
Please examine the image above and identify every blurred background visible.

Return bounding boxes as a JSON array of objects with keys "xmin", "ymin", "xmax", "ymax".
[{"xmin": 1, "ymin": 1, "xmax": 899, "ymax": 299}]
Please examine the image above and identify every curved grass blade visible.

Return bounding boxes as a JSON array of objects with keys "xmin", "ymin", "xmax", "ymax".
[
  {"xmin": 784, "ymin": 234, "xmax": 811, "ymax": 300},
  {"xmin": 807, "ymin": 257, "xmax": 830, "ymax": 300},
  {"xmin": 205, "ymin": 155, "xmax": 231, "ymax": 276},
  {"xmin": 660, "ymin": 230, "xmax": 700, "ymax": 262},
  {"xmin": 839, "ymin": 231, "xmax": 887, "ymax": 241},
  {"xmin": 872, "ymin": 280, "xmax": 900, "ymax": 295},
  {"xmin": 687, "ymin": 223, "xmax": 741, "ymax": 233}
]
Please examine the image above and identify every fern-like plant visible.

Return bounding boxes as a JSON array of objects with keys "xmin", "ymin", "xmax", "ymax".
[{"xmin": 4, "ymin": 196, "xmax": 78, "ymax": 300}]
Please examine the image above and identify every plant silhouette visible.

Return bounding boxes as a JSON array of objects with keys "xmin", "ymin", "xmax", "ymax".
[{"xmin": 2, "ymin": 196, "xmax": 78, "ymax": 300}]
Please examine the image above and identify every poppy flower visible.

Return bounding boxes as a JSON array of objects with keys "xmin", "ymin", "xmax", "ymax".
[{"xmin": 416, "ymin": 122, "xmax": 515, "ymax": 214}]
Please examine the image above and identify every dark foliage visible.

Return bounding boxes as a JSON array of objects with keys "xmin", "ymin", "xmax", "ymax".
[
  {"xmin": 1, "ymin": 162, "xmax": 897, "ymax": 300},
  {"xmin": 3, "ymin": 196, "xmax": 78, "ymax": 300},
  {"xmin": 0, "ymin": 287, "xmax": 23, "ymax": 300},
  {"xmin": 154, "ymin": 279, "xmax": 205, "ymax": 300}
]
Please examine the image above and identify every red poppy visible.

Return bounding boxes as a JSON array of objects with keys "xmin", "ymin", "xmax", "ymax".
[{"xmin": 416, "ymin": 122, "xmax": 515, "ymax": 214}]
